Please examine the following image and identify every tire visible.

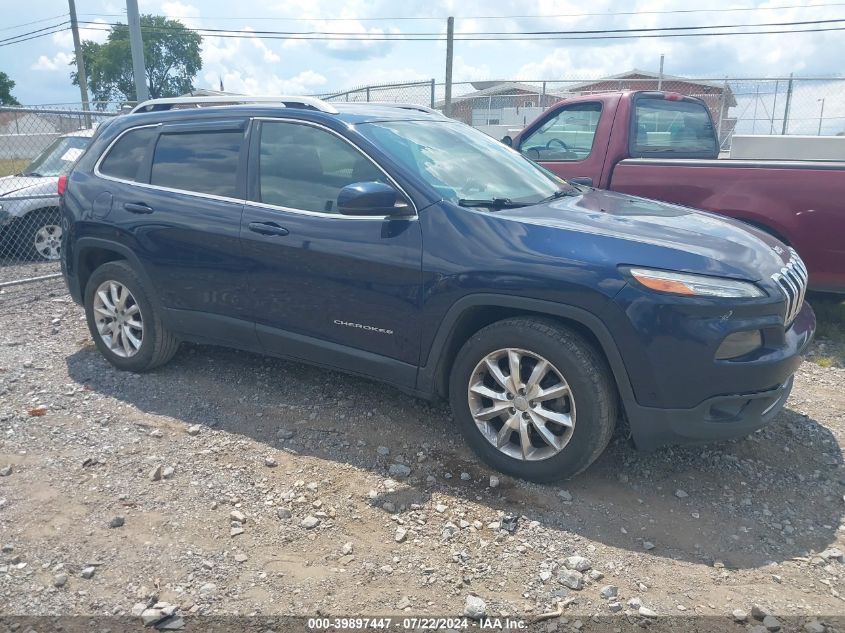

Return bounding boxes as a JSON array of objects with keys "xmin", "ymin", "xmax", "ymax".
[
  {"xmin": 84, "ymin": 261, "xmax": 180, "ymax": 372},
  {"xmin": 14, "ymin": 209, "xmax": 62, "ymax": 261},
  {"xmin": 449, "ymin": 317, "xmax": 617, "ymax": 482}
]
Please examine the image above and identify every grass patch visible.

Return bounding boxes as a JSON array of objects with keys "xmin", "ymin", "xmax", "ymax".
[
  {"xmin": 0, "ymin": 159, "xmax": 28, "ymax": 177},
  {"xmin": 808, "ymin": 293, "xmax": 845, "ymax": 367}
]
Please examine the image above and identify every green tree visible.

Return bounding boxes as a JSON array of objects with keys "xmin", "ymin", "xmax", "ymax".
[
  {"xmin": 71, "ymin": 15, "xmax": 202, "ymax": 106},
  {"xmin": 0, "ymin": 71, "xmax": 20, "ymax": 105}
]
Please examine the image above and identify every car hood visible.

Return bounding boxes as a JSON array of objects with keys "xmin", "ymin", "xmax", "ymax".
[
  {"xmin": 497, "ymin": 188, "xmax": 790, "ymax": 281},
  {"xmin": 0, "ymin": 175, "xmax": 59, "ymax": 198}
]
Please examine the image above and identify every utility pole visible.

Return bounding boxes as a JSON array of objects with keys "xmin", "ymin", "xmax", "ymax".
[
  {"xmin": 444, "ymin": 16, "xmax": 454, "ymax": 117},
  {"xmin": 657, "ymin": 54, "xmax": 664, "ymax": 90},
  {"xmin": 126, "ymin": 0, "xmax": 149, "ymax": 103},
  {"xmin": 68, "ymin": 0, "xmax": 91, "ymax": 127},
  {"xmin": 781, "ymin": 72, "xmax": 793, "ymax": 135},
  {"xmin": 818, "ymin": 98, "xmax": 826, "ymax": 136}
]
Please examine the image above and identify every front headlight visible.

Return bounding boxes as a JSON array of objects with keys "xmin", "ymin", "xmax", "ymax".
[{"xmin": 627, "ymin": 267, "xmax": 765, "ymax": 298}]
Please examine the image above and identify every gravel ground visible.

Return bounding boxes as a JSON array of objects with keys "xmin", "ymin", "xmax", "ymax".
[{"xmin": 1, "ymin": 278, "xmax": 844, "ymax": 632}]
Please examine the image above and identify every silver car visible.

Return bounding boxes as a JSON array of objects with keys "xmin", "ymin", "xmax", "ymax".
[{"xmin": 0, "ymin": 128, "xmax": 95, "ymax": 261}]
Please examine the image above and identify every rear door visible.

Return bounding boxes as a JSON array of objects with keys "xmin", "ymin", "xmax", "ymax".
[
  {"xmin": 516, "ymin": 101, "xmax": 605, "ymax": 185},
  {"xmin": 95, "ymin": 119, "xmax": 253, "ymax": 341},
  {"xmin": 240, "ymin": 117, "xmax": 423, "ymax": 386}
]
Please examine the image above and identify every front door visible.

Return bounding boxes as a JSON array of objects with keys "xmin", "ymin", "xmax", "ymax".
[{"xmin": 240, "ymin": 118, "xmax": 423, "ymax": 387}]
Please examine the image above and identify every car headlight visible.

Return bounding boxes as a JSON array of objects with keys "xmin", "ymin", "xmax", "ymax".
[{"xmin": 627, "ymin": 267, "xmax": 765, "ymax": 298}]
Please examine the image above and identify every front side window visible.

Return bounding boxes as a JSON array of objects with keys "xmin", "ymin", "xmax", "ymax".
[
  {"xmin": 356, "ymin": 119, "xmax": 561, "ymax": 204},
  {"xmin": 150, "ymin": 130, "xmax": 243, "ymax": 198},
  {"xmin": 257, "ymin": 121, "xmax": 384, "ymax": 214},
  {"xmin": 99, "ymin": 127, "xmax": 157, "ymax": 182},
  {"xmin": 519, "ymin": 102, "xmax": 602, "ymax": 162},
  {"xmin": 632, "ymin": 98, "xmax": 717, "ymax": 155}
]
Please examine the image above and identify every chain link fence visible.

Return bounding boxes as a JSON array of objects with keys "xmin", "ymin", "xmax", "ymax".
[
  {"xmin": 0, "ymin": 105, "xmax": 117, "ymax": 287},
  {"xmin": 312, "ymin": 76, "xmax": 845, "ymax": 148},
  {"xmin": 0, "ymin": 76, "xmax": 841, "ymax": 288}
]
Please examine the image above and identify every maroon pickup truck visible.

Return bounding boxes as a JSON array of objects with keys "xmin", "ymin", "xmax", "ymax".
[{"xmin": 505, "ymin": 91, "xmax": 845, "ymax": 293}]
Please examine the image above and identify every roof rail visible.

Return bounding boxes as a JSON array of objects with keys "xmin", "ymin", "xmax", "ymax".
[
  {"xmin": 367, "ymin": 102, "xmax": 446, "ymax": 117},
  {"xmin": 129, "ymin": 95, "xmax": 339, "ymax": 115}
]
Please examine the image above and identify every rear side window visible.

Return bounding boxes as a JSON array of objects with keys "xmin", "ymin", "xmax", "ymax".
[
  {"xmin": 98, "ymin": 127, "xmax": 156, "ymax": 182},
  {"xmin": 150, "ymin": 130, "xmax": 243, "ymax": 198},
  {"xmin": 632, "ymin": 98, "xmax": 718, "ymax": 156}
]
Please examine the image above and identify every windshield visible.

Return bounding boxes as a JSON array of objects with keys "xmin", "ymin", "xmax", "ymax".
[
  {"xmin": 22, "ymin": 135, "xmax": 91, "ymax": 177},
  {"xmin": 356, "ymin": 119, "xmax": 563, "ymax": 204}
]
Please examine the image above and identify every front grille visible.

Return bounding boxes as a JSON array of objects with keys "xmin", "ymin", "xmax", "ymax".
[{"xmin": 771, "ymin": 248, "xmax": 808, "ymax": 326}]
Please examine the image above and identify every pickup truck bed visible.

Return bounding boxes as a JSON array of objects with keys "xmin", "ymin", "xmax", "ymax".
[{"xmin": 611, "ymin": 158, "xmax": 845, "ymax": 292}]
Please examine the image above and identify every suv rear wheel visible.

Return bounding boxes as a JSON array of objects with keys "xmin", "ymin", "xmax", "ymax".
[
  {"xmin": 84, "ymin": 261, "xmax": 180, "ymax": 371},
  {"xmin": 449, "ymin": 317, "xmax": 617, "ymax": 482}
]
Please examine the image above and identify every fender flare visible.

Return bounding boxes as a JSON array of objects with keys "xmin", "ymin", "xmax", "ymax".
[
  {"xmin": 417, "ymin": 293, "xmax": 636, "ymax": 405},
  {"xmin": 72, "ymin": 237, "xmax": 165, "ymax": 314}
]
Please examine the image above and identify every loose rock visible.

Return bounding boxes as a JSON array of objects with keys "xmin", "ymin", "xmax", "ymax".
[
  {"xmin": 388, "ymin": 463, "xmax": 411, "ymax": 478},
  {"xmin": 463, "ymin": 594, "xmax": 486, "ymax": 620},
  {"xmin": 558, "ymin": 569, "xmax": 584, "ymax": 590},
  {"xmin": 301, "ymin": 516, "xmax": 321, "ymax": 529}
]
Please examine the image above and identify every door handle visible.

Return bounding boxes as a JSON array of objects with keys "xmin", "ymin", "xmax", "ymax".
[
  {"xmin": 248, "ymin": 221, "xmax": 289, "ymax": 237},
  {"xmin": 123, "ymin": 202, "xmax": 154, "ymax": 214}
]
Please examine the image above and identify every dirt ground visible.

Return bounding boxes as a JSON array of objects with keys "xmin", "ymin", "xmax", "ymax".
[{"xmin": 1, "ymin": 276, "xmax": 844, "ymax": 632}]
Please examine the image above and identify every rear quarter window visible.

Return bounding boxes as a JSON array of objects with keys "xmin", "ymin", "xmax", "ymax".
[
  {"xmin": 98, "ymin": 126, "xmax": 157, "ymax": 182},
  {"xmin": 631, "ymin": 98, "xmax": 718, "ymax": 158}
]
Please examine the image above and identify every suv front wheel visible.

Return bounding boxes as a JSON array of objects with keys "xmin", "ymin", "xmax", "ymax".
[
  {"xmin": 449, "ymin": 317, "xmax": 617, "ymax": 482},
  {"xmin": 84, "ymin": 261, "xmax": 180, "ymax": 372}
]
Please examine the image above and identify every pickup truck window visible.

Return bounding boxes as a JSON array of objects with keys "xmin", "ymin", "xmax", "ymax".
[
  {"xmin": 518, "ymin": 102, "xmax": 602, "ymax": 162},
  {"xmin": 357, "ymin": 119, "xmax": 561, "ymax": 205},
  {"xmin": 632, "ymin": 98, "xmax": 718, "ymax": 156},
  {"xmin": 257, "ymin": 120, "xmax": 385, "ymax": 214}
]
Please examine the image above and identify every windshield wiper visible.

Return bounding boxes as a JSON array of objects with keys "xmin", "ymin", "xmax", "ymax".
[
  {"xmin": 458, "ymin": 197, "xmax": 530, "ymax": 210},
  {"xmin": 536, "ymin": 187, "xmax": 582, "ymax": 204},
  {"xmin": 21, "ymin": 172, "xmax": 43, "ymax": 177}
]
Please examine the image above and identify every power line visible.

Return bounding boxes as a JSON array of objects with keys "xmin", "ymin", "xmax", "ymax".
[
  {"xmin": 64, "ymin": 22, "xmax": 845, "ymax": 42},
  {"xmin": 0, "ymin": 13, "xmax": 67, "ymax": 32},
  {"xmin": 75, "ymin": 2, "xmax": 845, "ymax": 22},
  {"xmin": 0, "ymin": 27, "xmax": 70, "ymax": 47},
  {"xmin": 0, "ymin": 20, "xmax": 70, "ymax": 44},
  {"xmin": 75, "ymin": 16, "xmax": 845, "ymax": 38}
]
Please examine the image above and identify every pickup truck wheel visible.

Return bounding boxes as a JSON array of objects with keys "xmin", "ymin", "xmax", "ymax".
[
  {"xmin": 449, "ymin": 317, "xmax": 617, "ymax": 482},
  {"xmin": 84, "ymin": 261, "xmax": 180, "ymax": 372}
]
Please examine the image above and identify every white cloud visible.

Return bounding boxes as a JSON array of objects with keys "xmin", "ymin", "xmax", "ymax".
[
  {"xmin": 31, "ymin": 51, "xmax": 74, "ymax": 72},
  {"xmin": 206, "ymin": 69, "xmax": 327, "ymax": 95}
]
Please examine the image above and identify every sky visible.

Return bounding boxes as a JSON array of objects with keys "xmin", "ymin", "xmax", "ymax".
[{"xmin": 0, "ymin": 0, "xmax": 843, "ymax": 121}]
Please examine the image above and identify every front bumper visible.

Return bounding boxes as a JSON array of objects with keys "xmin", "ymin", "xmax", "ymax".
[
  {"xmin": 623, "ymin": 300, "xmax": 815, "ymax": 451},
  {"xmin": 627, "ymin": 376, "xmax": 794, "ymax": 451}
]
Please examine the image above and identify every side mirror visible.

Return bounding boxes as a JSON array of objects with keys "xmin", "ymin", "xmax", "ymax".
[
  {"xmin": 501, "ymin": 135, "xmax": 513, "ymax": 147},
  {"xmin": 337, "ymin": 181, "xmax": 410, "ymax": 216}
]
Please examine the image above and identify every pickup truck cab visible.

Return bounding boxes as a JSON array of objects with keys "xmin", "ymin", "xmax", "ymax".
[
  {"xmin": 62, "ymin": 96, "xmax": 814, "ymax": 481},
  {"xmin": 505, "ymin": 91, "xmax": 845, "ymax": 293}
]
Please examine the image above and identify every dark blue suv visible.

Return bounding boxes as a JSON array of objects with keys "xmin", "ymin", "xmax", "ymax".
[{"xmin": 61, "ymin": 96, "xmax": 815, "ymax": 481}]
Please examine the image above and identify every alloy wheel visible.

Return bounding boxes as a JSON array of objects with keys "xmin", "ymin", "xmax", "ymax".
[
  {"xmin": 93, "ymin": 280, "xmax": 144, "ymax": 358},
  {"xmin": 467, "ymin": 348, "xmax": 576, "ymax": 461}
]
